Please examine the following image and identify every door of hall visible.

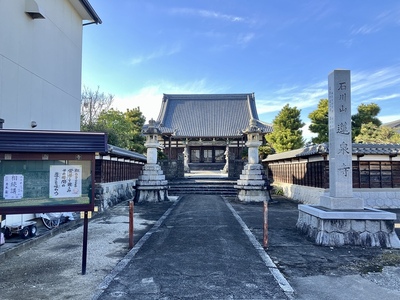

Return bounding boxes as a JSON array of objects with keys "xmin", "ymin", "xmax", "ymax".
[{"xmin": 190, "ymin": 147, "xmax": 225, "ymax": 163}]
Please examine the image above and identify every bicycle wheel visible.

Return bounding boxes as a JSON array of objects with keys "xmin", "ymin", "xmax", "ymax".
[{"xmin": 42, "ymin": 217, "xmax": 60, "ymax": 229}]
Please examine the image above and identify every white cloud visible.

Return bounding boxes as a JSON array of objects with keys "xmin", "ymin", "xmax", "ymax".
[
  {"xmin": 130, "ymin": 45, "xmax": 181, "ymax": 65},
  {"xmin": 198, "ymin": 9, "xmax": 244, "ymax": 22},
  {"xmin": 351, "ymin": 65, "xmax": 400, "ymax": 103},
  {"xmin": 256, "ymin": 64, "xmax": 400, "ymax": 118},
  {"xmin": 351, "ymin": 7, "xmax": 400, "ymax": 36},
  {"xmin": 170, "ymin": 8, "xmax": 245, "ymax": 23},
  {"xmin": 302, "ymin": 121, "xmax": 316, "ymax": 143},
  {"xmin": 111, "ymin": 87, "xmax": 162, "ymax": 121},
  {"xmin": 256, "ymin": 81, "xmax": 326, "ymax": 115},
  {"xmin": 351, "ymin": 24, "xmax": 379, "ymax": 35},
  {"xmin": 111, "ymin": 79, "xmax": 216, "ymax": 121},
  {"xmin": 237, "ymin": 32, "xmax": 255, "ymax": 45},
  {"xmin": 370, "ymin": 93, "xmax": 400, "ymax": 102},
  {"xmin": 380, "ymin": 114, "xmax": 400, "ymax": 124}
]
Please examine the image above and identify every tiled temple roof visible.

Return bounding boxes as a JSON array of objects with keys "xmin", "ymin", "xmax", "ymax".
[{"xmin": 149, "ymin": 93, "xmax": 272, "ymax": 138}]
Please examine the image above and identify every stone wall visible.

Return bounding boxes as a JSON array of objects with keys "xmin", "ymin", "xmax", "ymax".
[
  {"xmin": 229, "ymin": 159, "xmax": 246, "ymax": 179},
  {"xmin": 275, "ymin": 183, "xmax": 325, "ymax": 205},
  {"xmin": 94, "ymin": 180, "xmax": 136, "ymax": 212},
  {"xmin": 275, "ymin": 183, "xmax": 400, "ymax": 209},
  {"xmin": 297, "ymin": 208, "xmax": 399, "ymax": 248},
  {"xmin": 354, "ymin": 189, "xmax": 400, "ymax": 209},
  {"xmin": 159, "ymin": 159, "xmax": 184, "ymax": 180}
]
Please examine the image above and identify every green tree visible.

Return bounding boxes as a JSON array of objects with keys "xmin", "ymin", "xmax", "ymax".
[
  {"xmin": 351, "ymin": 103, "xmax": 381, "ymax": 140},
  {"xmin": 308, "ymin": 99, "xmax": 328, "ymax": 144},
  {"xmin": 266, "ymin": 104, "xmax": 305, "ymax": 153},
  {"xmin": 81, "ymin": 86, "xmax": 114, "ymax": 131},
  {"xmin": 95, "ymin": 108, "xmax": 146, "ymax": 153},
  {"xmin": 80, "ymin": 86, "xmax": 147, "ymax": 152},
  {"xmin": 355, "ymin": 123, "xmax": 400, "ymax": 144},
  {"xmin": 258, "ymin": 144, "xmax": 275, "ymax": 160},
  {"xmin": 95, "ymin": 109, "xmax": 132, "ymax": 149},
  {"xmin": 125, "ymin": 108, "xmax": 146, "ymax": 153}
]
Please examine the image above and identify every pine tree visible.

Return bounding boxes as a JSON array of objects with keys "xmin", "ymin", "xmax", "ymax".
[
  {"xmin": 266, "ymin": 104, "xmax": 305, "ymax": 153},
  {"xmin": 355, "ymin": 123, "xmax": 400, "ymax": 144},
  {"xmin": 308, "ymin": 99, "xmax": 328, "ymax": 144},
  {"xmin": 351, "ymin": 103, "xmax": 381, "ymax": 140}
]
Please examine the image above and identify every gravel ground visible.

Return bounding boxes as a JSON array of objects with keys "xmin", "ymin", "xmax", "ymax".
[
  {"xmin": 2, "ymin": 196, "xmax": 400, "ymax": 299},
  {"xmin": 0, "ymin": 200, "xmax": 173, "ymax": 300}
]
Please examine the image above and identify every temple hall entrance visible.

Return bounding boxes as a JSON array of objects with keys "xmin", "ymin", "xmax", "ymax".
[
  {"xmin": 190, "ymin": 146, "xmax": 225, "ymax": 163},
  {"xmin": 189, "ymin": 146, "xmax": 226, "ymax": 171}
]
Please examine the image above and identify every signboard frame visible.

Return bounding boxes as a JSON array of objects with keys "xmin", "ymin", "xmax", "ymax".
[{"xmin": 0, "ymin": 152, "xmax": 95, "ymax": 214}]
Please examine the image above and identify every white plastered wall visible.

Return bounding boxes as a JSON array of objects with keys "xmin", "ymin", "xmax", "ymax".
[
  {"xmin": 0, "ymin": 0, "xmax": 87, "ymax": 225},
  {"xmin": 0, "ymin": 0, "xmax": 83, "ymax": 131}
]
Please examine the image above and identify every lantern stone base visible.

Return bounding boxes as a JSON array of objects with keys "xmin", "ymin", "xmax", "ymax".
[
  {"xmin": 134, "ymin": 186, "xmax": 169, "ymax": 203},
  {"xmin": 297, "ymin": 204, "xmax": 400, "ymax": 248},
  {"xmin": 235, "ymin": 164, "xmax": 268, "ymax": 202},
  {"xmin": 134, "ymin": 164, "xmax": 169, "ymax": 203},
  {"xmin": 236, "ymin": 188, "xmax": 268, "ymax": 202}
]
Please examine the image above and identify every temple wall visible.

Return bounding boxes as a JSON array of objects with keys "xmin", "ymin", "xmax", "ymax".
[
  {"xmin": 94, "ymin": 180, "xmax": 136, "ymax": 212},
  {"xmin": 275, "ymin": 183, "xmax": 400, "ymax": 209}
]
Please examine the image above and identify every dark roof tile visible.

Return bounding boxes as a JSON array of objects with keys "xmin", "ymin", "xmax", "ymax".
[{"xmin": 155, "ymin": 93, "xmax": 272, "ymax": 138}]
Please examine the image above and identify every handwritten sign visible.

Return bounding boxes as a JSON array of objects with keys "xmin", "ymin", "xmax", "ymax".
[
  {"xmin": 49, "ymin": 165, "xmax": 82, "ymax": 198},
  {"xmin": 3, "ymin": 174, "xmax": 24, "ymax": 199}
]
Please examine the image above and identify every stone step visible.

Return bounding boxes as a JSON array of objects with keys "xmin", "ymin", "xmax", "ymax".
[
  {"xmin": 169, "ymin": 191, "xmax": 237, "ymax": 196},
  {"xmin": 168, "ymin": 178, "xmax": 237, "ymax": 196},
  {"xmin": 188, "ymin": 163, "xmax": 225, "ymax": 171}
]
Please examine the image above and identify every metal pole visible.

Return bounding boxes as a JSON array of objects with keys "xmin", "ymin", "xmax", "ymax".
[
  {"xmin": 263, "ymin": 200, "xmax": 268, "ymax": 248},
  {"xmin": 82, "ymin": 211, "xmax": 89, "ymax": 275},
  {"xmin": 129, "ymin": 200, "xmax": 134, "ymax": 249}
]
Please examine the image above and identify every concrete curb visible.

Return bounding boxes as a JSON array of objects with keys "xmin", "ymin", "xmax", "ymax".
[
  {"xmin": 224, "ymin": 198, "xmax": 295, "ymax": 298},
  {"xmin": 91, "ymin": 197, "xmax": 182, "ymax": 300}
]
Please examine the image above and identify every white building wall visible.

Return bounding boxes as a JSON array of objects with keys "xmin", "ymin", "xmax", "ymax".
[
  {"xmin": 0, "ymin": 0, "xmax": 84, "ymax": 130},
  {"xmin": 0, "ymin": 0, "xmax": 97, "ymax": 226}
]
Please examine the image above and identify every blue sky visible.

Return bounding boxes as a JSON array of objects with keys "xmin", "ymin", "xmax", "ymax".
[{"xmin": 82, "ymin": 1, "xmax": 400, "ymax": 141}]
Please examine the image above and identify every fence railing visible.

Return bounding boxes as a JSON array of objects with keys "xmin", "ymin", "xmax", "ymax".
[
  {"xmin": 267, "ymin": 160, "xmax": 400, "ymax": 189},
  {"xmin": 95, "ymin": 159, "xmax": 144, "ymax": 183}
]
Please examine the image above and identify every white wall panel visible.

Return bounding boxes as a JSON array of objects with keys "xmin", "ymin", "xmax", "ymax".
[{"xmin": 0, "ymin": 0, "xmax": 84, "ymax": 131}]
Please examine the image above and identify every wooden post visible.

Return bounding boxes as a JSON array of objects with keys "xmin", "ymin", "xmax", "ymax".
[
  {"xmin": 129, "ymin": 201, "xmax": 134, "ymax": 249},
  {"xmin": 82, "ymin": 211, "xmax": 88, "ymax": 275},
  {"xmin": 263, "ymin": 200, "xmax": 268, "ymax": 248}
]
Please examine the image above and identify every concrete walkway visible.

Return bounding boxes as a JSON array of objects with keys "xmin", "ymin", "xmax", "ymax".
[
  {"xmin": 2, "ymin": 189, "xmax": 400, "ymax": 299},
  {"xmin": 93, "ymin": 195, "xmax": 291, "ymax": 299}
]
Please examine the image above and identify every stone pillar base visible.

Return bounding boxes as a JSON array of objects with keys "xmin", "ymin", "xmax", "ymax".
[
  {"xmin": 297, "ymin": 205, "xmax": 400, "ymax": 248},
  {"xmin": 236, "ymin": 188, "xmax": 268, "ymax": 202},
  {"xmin": 320, "ymin": 195, "xmax": 364, "ymax": 210},
  {"xmin": 135, "ymin": 187, "xmax": 169, "ymax": 203},
  {"xmin": 235, "ymin": 163, "xmax": 268, "ymax": 202},
  {"xmin": 135, "ymin": 163, "xmax": 169, "ymax": 202}
]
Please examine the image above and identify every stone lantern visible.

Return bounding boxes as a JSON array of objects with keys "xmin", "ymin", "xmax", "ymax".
[
  {"xmin": 134, "ymin": 119, "xmax": 169, "ymax": 202},
  {"xmin": 234, "ymin": 119, "xmax": 268, "ymax": 202},
  {"xmin": 144, "ymin": 119, "xmax": 161, "ymax": 164},
  {"xmin": 245, "ymin": 120, "xmax": 262, "ymax": 164}
]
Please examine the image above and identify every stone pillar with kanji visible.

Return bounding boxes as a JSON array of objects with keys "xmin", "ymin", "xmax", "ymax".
[
  {"xmin": 320, "ymin": 70, "xmax": 363, "ymax": 210},
  {"xmin": 297, "ymin": 70, "xmax": 400, "ymax": 248}
]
